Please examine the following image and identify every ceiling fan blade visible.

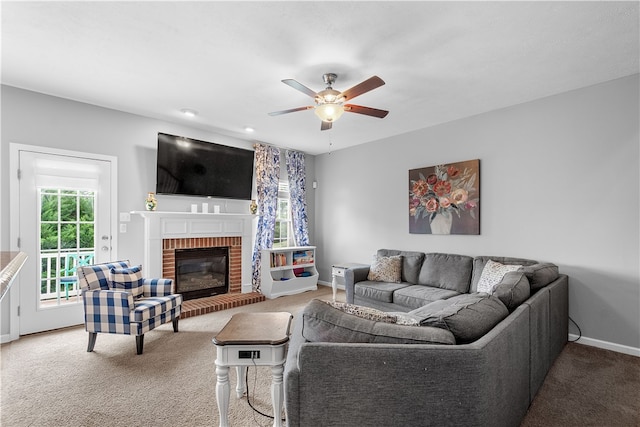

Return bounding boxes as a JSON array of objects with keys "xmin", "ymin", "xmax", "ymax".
[
  {"xmin": 344, "ymin": 104, "xmax": 389, "ymax": 118},
  {"xmin": 282, "ymin": 79, "xmax": 318, "ymax": 98},
  {"xmin": 321, "ymin": 121, "xmax": 332, "ymax": 131},
  {"xmin": 268, "ymin": 106, "xmax": 314, "ymax": 116},
  {"xmin": 340, "ymin": 76, "xmax": 385, "ymax": 101}
]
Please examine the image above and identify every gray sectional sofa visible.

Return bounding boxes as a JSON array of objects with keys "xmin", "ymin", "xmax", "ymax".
[{"xmin": 284, "ymin": 249, "xmax": 568, "ymax": 427}]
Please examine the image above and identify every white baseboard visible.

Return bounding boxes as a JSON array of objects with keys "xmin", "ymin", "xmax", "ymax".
[
  {"xmin": 1, "ymin": 333, "xmax": 14, "ymax": 344},
  {"xmin": 569, "ymin": 334, "xmax": 640, "ymax": 357}
]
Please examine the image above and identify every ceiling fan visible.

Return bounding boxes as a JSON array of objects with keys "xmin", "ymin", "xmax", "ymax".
[{"xmin": 268, "ymin": 73, "xmax": 389, "ymax": 131}]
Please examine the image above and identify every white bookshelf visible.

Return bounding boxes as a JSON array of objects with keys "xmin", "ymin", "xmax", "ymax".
[{"xmin": 260, "ymin": 246, "xmax": 318, "ymax": 299}]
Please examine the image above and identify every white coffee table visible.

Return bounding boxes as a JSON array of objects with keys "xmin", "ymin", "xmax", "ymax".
[{"xmin": 212, "ymin": 312, "xmax": 293, "ymax": 427}]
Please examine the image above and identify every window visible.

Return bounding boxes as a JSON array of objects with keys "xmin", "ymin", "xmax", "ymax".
[{"xmin": 273, "ymin": 182, "xmax": 293, "ymax": 248}]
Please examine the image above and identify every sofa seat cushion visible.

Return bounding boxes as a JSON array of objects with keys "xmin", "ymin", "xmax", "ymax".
[
  {"xmin": 518, "ymin": 263, "xmax": 559, "ymax": 292},
  {"xmin": 418, "ymin": 253, "xmax": 474, "ymax": 293},
  {"xmin": 411, "ymin": 294, "xmax": 509, "ymax": 344},
  {"xmin": 132, "ymin": 295, "xmax": 182, "ymax": 323},
  {"xmin": 300, "ymin": 299, "xmax": 456, "ymax": 345},
  {"xmin": 393, "ymin": 285, "xmax": 460, "ymax": 310},
  {"xmin": 354, "ymin": 281, "xmax": 410, "ymax": 303}
]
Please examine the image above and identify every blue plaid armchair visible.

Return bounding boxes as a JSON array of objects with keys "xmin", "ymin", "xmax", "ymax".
[{"xmin": 78, "ymin": 260, "xmax": 183, "ymax": 355}]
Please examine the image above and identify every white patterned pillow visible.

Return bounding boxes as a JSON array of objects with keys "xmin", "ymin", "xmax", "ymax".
[
  {"xmin": 477, "ymin": 260, "xmax": 522, "ymax": 293},
  {"xmin": 367, "ymin": 255, "xmax": 402, "ymax": 283},
  {"xmin": 109, "ymin": 265, "xmax": 144, "ymax": 298},
  {"xmin": 324, "ymin": 301, "xmax": 419, "ymax": 326},
  {"xmin": 326, "ymin": 301, "xmax": 396, "ymax": 323}
]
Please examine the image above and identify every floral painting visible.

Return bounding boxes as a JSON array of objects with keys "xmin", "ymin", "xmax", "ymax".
[{"xmin": 409, "ymin": 159, "xmax": 480, "ymax": 235}]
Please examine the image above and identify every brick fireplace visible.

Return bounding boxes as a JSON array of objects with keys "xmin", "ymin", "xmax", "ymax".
[{"xmin": 133, "ymin": 211, "xmax": 265, "ymax": 318}]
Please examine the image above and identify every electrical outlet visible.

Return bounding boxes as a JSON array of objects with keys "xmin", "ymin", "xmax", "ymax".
[
  {"xmin": 238, "ymin": 350, "xmax": 260, "ymax": 359},
  {"xmin": 119, "ymin": 212, "xmax": 131, "ymax": 222}
]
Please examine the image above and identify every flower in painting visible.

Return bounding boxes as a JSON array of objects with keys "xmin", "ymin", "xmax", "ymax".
[
  {"xmin": 424, "ymin": 197, "xmax": 439, "ymax": 213},
  {"xmin": 447, "ymin": 166, "xmax": 460, "ymax": 178},
  {"xmin": 440, "ymin": 197, "xmax": 451, "ymax": 209},
  {"xmin": 426, "ymin": 174, "xmax": 438, "ymax": 185},
  {"xmin": 411, "ymin": 180, "xmax": 428, "ymax": 198},
  {"xmin": 464, "ymin": 200, "xmax": 477, "ymax": 210},
  {"xmin": 450, "ymin": 188, "xmax": 468, "ymax": 204},
  {"xmin": 434, "ymin": 180, "xmax": 451, "ymax": 197}
]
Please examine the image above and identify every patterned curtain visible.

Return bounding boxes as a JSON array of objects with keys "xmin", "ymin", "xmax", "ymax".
[
  {"xmin": 251, "ymin": 144, "xmax": 281, "ymax": 292},
  {"xmin": 286, "ymin": 150, "xmax": 310, "ymax": 246}
]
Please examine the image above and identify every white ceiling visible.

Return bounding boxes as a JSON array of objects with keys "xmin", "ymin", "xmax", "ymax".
[{"xmin": 2, "ymin": 1, "xmax": 638, "ymax": 155}]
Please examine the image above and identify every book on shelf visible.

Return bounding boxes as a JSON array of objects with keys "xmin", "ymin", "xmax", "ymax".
[
  {"xmin": 292, "ymin": 250, "xmax": 314, "ymax": 265},
  {"xmin": 271, "ymin": 252, "xmax": 288, "ymax": 267}
]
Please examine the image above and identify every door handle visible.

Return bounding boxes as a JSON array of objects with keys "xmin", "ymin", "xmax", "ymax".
[{"xmin": 101, "ymin": 246, "xmax": 109, "ymax": 252}]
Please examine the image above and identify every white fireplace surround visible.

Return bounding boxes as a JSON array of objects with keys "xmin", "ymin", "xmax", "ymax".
[{"xmin": 132, "ymin": 211, "xmax": 255, "ymax": 293}]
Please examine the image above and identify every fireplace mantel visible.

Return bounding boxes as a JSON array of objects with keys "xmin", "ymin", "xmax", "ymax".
[{"xmin": 131, "ymin": 211, "xmax": 256, "ymax": 293}]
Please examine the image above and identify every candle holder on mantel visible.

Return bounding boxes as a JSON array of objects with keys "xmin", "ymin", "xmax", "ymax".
[{"xmin": 145, "ymin": 192, "xmax": 158, "ymax": 211}]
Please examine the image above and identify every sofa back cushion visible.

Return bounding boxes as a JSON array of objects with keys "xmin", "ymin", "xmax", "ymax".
[
  {"xmin": 377, "ymin": 249, "xmax": 425, "ymax": 284},
  {"xmin": 300, "ymin": 299, "xmax": 456, "ymax": 345},
  {"xmin": 470, "ymin": 256, "xmax": 538, "ymax": 292},
  {"xmin": 417, "ymin": 253, "xmax": 473, "ymax": 293}
]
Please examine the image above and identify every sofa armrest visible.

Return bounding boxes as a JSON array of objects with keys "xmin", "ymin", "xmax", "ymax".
[
  {"xmin": 82, "ymin": 289, "xmax": 134, "ymax": 333},
  {"xmin": 142, "ymin": 278, "xmax": 175, "ymax": 297},
  {"xmin": 344, "ymin": 266, "xmax": 370, "ymax": 304}
]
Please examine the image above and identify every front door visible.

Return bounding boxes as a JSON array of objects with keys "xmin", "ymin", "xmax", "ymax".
[{"xmin": 16, "ymin": 148, "xmax": 115, "ymax": 335}]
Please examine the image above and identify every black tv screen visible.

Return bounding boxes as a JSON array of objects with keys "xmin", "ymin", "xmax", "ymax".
[{"xmin": 156, "ymin": 133, "xmax": 255, "ymax": 200}]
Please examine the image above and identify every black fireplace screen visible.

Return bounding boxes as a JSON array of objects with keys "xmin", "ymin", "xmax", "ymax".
[{"xmin": 175, "ymin": 247, "xmax": 229, "ymax": 300}]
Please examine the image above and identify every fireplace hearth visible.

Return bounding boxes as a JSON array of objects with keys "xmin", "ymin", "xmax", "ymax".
[{"xmin": 175, "ymin": 247, "xmax": 229, "ymax": 300}]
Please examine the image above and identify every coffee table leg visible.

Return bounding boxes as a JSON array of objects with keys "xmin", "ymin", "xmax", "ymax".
[
  {"xmin": 216, "ymin": 364, "xmax": 230, "ymax": 427},
  {"xmin": 271, "ymin": 363, "xmax": 284, "ymax": 427},
  {"xmin": 236, "ymin": 366, "xmax": 246, "ymax": 398}
]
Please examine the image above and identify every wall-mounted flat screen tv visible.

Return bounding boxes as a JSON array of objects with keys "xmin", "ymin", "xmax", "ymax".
[{"xmin": 156, "ymin": 132, "xmax": 255, "ymax": 200}]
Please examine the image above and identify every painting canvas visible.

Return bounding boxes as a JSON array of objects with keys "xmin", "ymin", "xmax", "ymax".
[{"xmin": 409, "ymin": 159, "xmax": 480, "ymax": 235}]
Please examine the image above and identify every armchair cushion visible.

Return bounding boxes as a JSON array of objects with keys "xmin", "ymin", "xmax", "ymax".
[
  {"xmin": 109, "ymin": 265, "xmax": 144, "ymax": 298},
  {"xmin": 132, "ymin": 295, "xmax": 182, "ymax": 322}
]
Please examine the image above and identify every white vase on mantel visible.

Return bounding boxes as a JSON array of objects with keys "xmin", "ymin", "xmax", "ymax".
[{"xmin": 430, "ymin": 213, "xmax": 453, "ymax": 234}]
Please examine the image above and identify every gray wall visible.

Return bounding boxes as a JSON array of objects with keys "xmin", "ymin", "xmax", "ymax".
[
  {"xmin": 313, "ymin": 74, "xmax": 639, "ymax": 349},
  {"xmin": 0, "ymin": 85, "xmax": 315, "ymax": 336}
]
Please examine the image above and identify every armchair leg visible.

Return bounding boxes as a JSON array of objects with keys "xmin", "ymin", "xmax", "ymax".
[
  {"xmin": 87, "ymin": 332, "xmax": 97, "ymax": 352},
  {"xmin": 173, "ymin": 317, "xmax": 179, "ymax": 333},
  {"xmin": 136, "ymin": 335, "xmax": 144, "ymax": 355}
]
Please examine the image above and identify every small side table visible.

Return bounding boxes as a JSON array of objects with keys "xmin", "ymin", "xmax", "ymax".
[
  {"xmin": 213, "ymin": 312, "xmax": 293, "ymax": 427},
  {"xmin": 331, "ymin": 262, "xmax": 368, "ymax": 302}
]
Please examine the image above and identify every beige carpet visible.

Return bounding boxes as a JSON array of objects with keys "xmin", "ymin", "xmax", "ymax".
[{"xmin": 2, "ymin": 286, "xmax": 639, "ymax": 427}]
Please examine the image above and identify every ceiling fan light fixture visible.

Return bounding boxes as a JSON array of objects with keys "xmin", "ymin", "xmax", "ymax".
[{"xmin": 314, "ymin": 103, "xmax": 345, "ymax": 122}]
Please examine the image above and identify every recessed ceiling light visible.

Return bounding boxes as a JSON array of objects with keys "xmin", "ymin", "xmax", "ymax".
[
  {"xmin": 180, "ymin": 108, "xmax": 198, "ymax": 117},
  {"xmin": 244, "ymin": 126, "xmax": 255, "ymax": 133}
]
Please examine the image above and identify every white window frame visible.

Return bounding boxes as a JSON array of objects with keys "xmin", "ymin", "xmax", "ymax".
[{"xmin": 273, "ymin": 181, "xmax": 293, "ymax": 248}]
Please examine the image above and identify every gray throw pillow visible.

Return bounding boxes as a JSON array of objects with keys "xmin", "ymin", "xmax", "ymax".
[
  {"xmin": 300, "ymin": 299, "xmax": 456, "ymax": 345},
  {"xmin": 518, "ymin": 263, "xmax": 559, "ymax": 292},
  {"xmin": 419, "ymin": 294, "xmax": 508, "ymax": 344},
  {"xmin": 491, "ymin": 271, "xmax": 530, "ymax": 312}
]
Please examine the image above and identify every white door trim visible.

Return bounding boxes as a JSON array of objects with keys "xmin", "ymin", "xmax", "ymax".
[{"xmin": 7, "ymin": 143, "xmax": 118, "ymax": 342}]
